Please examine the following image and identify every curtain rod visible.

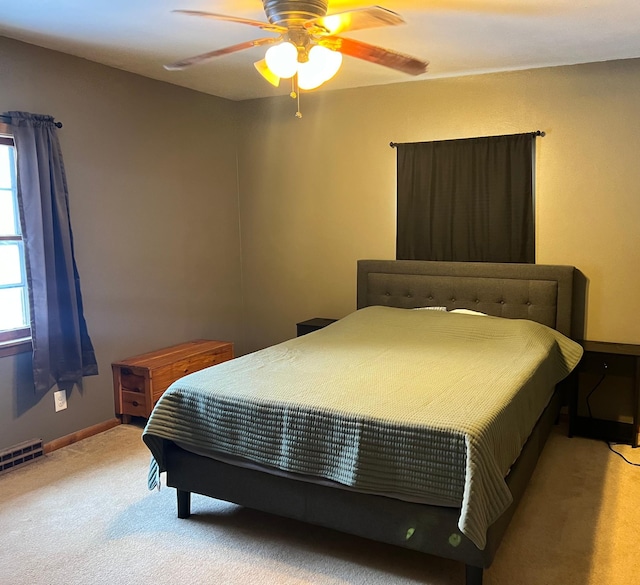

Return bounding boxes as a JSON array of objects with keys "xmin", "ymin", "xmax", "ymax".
[
  {"xmin": 0, "ymin": 114, "xmax": 63, "ymax": 128},
  {"xmin": 390, "ymin": 130, "xmax": 545, "ymax": 148}
]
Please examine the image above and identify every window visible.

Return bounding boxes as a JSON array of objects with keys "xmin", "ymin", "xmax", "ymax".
[{"xmin": 0, "ymin": 134, "xmax": 31, "ymax": 351}]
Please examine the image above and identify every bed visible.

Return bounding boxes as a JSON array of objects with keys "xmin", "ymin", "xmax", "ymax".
[{"xmin": 142, "ymin": 259, "xmax": 583, "ymax": 585}]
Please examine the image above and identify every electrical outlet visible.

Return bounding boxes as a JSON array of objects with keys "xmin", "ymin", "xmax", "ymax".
[{"xmin": 54, "ymin": 390, "xmax": 67, "ymax": 412}]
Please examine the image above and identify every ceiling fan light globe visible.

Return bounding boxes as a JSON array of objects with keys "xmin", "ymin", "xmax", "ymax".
[
  {"xmin": 309, "ymin": 45, "xmax": 342, "ymax": 82},
  {"xmin": 265, "ymin": 41, "xmax": 298, "ymax": 79},
  {"xmin": 297, "ymin": 58, "xmax": 325, "ymax": 90},
  {"xmin": 254, "ymin": 59, "xmax": 281, "ymax": 87},
  {"xmin": 321, "ymin": 14, "xmax": 344, "ymax": 35}
]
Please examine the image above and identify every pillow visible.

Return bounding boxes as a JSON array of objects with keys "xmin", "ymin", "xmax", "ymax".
[
  {"xmin": 449, "ymin": 308, "xmax": 488, "ymax": 316},
  {"xmin": 413, "ymin": 306, "xmax": 447, "ymax": 311}
]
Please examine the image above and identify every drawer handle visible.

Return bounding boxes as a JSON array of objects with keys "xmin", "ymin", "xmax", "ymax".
[{"xmin": 132, "ymin": 401, "xmax": 139, "ymax": 407}]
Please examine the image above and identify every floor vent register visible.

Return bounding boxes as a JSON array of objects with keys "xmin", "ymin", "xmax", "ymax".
[{"xmin": 0, "ymin": 438, "xmax": 44, "ymax": 475}]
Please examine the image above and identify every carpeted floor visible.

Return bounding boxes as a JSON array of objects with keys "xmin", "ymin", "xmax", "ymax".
[{"xmin": 0, "ymin": 422, "xmax": 638, "ymax": 585}]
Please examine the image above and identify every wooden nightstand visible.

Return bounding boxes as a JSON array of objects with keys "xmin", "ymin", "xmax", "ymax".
[
  {"xmin": 569, "ymin": 340, "xmax": 640, "ymax": 447},
  {"xmin": 112, "ymin": 339, "xmax": 233, "ymax": 423},
  {"xmin": 296, "ymin": 318, "xmax": 338, "ymax": 337}
]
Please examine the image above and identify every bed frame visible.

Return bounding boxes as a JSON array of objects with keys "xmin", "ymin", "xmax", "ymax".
[{"xmin": 162, "ymin": 260, "xmax": 577, "ymax": 585}]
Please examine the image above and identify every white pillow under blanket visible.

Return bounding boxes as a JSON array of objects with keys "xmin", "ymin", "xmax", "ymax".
[
  {"xmin": 413, "ymin": 306, "xmax": 447, "ymax": 311},
  {"xmin": 449, "ymin": 308, "xmax": 488, "ymax": 316}
]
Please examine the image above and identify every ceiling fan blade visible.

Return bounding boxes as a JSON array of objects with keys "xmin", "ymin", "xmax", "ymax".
[
  {"xmin": 319, "ymin": 36, "xmax": 428, "ymax": 76},
  {"xmin": 305, "ymin": 6, "xmax": 405, "ymax": 35},
  {"xmin": 172, "ymin": 10, "xmax": 286, "ymax": 34},
  {"xmin": 165, "ymin": 38, "xmax": 279, "ymax": 71}
]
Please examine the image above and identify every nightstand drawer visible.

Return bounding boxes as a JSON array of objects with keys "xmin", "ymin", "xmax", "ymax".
[
  {"xmin": 119, "ymin": 369, "xmax": 146, "ymax": 393},
  {"xmin": 121, "ymin": 390, "xmax": 148, "ymax": 418}
]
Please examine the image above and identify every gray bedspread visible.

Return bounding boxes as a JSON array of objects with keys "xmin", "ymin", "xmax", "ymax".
[{"xmin": 142, "ymin": 306, "xmax": 582, "ymax": 549}]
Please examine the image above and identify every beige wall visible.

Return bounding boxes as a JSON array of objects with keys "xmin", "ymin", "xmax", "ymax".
[
  {"xmin": 0, "ymin": 37, "xmax": 243, "ymax": 448},
  {"xmin": 236, "ymin": 59, "xmax": 640, "ymax": 351},
  {"xmin": 1, "ymin": 34, "xmax": 639, "ymax": 448}
]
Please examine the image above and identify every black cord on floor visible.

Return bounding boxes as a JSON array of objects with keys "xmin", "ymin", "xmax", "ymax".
[{"xmin": 606, "ymin": 442, "xmax": 640, "ymax": 466}]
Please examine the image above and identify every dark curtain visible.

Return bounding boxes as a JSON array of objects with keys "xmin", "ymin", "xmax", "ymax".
[
  {"xmin": 396, "ymin": 133, "xmax": 535, "ymax": 263},
  {"xmin": 5, "ymin": 111, "xmax": 98, "ymax": 394}
]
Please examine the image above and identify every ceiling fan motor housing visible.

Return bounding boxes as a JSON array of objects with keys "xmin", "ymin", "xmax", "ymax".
[{"xmin": 262, "ymin": 0, "xmax": 328, "ymax": 27}]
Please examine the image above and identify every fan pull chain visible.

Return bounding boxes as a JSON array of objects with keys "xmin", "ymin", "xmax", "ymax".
[{"xmin": 291, "ymin": 75, "xmax": 302, "ymax": 119}]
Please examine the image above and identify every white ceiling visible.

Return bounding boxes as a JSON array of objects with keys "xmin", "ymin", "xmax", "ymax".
[{"xmin": 1, "ymin": 0, "xmax": 640, "ymax": 101}]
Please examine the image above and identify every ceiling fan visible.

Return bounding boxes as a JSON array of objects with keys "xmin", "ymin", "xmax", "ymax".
[{"xmin": 165, "ymin": 1, "xmax": 428, "ymax": 115}]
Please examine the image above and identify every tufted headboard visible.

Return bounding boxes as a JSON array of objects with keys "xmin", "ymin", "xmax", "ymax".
[{"xmin": 357, "ymin": 260, "xmax": 576, "ymax": 338}]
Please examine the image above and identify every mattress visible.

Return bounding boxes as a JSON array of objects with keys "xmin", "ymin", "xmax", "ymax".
[{"xmin": 143, "ymin": 305, "xmax": 582, "ymax": 549}]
